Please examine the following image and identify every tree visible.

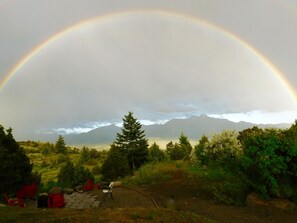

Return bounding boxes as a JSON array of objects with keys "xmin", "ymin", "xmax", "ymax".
[
  {"xmin": 193, "ymin": 134, "xmax": 209, "ymax": 165},
  {"xmin": 57, "ymin": 160, "xmax": 75, "ymax": 187},
  {"xmin": 239, "ymin": 127, "xmax": 296, "ymax": 199},
  {"xmin": 58, "ymin": 160, "xmax": 93, "ymax": 187},
  {"xmin": 204, "ymin": 130, "xmax": 242, "ymax": 164},
  {"xmin": 55, "ymin": 135, "xmax": 66, "ymax": 154},
  {"xmin": 148, "ymin": 142, "xmax": 166, "ymax": 162},
  {"xmin": 0, "ymin": 125, "xmax": 33, "ymax": 194},
  {"xmin": 101, "ymin": 144, "xmax": 131, "ymax": 180},
  {"xmin": 114, "ymin": 112, "xmax": 149, "ymax": 170},
  {"xmin": 178, "ymin": 132, "xmax": 192, "ymax": 160},
  {"xmin": 166, "ymin": 142, "xmax": 184, "ymax": 161},
  {"xmin": 79, "ymin": 146, "xmax": 91, "ymax": 163}
]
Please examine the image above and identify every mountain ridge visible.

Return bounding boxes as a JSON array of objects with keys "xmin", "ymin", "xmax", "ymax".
[{"xmin": 62, "ymin": 115, "xmax": 292, "ymax": 145}]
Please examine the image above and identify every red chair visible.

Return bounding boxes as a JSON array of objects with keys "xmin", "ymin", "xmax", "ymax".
[
  {"xmin": 16, "ymin": 183, "xmax": 37, "ymax": 199},
  {"xmin": 48, "ymin": 194, "xmax": 65, "ymax": 208},
  {"xmin": 5, "ymin": 193, "xmax": 25, "ymax": 207}
]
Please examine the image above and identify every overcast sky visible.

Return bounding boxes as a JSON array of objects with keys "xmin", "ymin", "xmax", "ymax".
[{"xmin": 1, "ymin": 0, "xmax": 297, "ymax": 139}]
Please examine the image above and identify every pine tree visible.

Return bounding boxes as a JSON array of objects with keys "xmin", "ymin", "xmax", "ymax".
[
  {"xmin": 114, "ymin": 112, "xmax": 149, "ymax": 170},
  {"xmin": 0, "ymin": 125, "xmax": 33, "ymax": 194},
  {"xmin": 55, "ymin": 135, "xmax": 66, "ymax": 154},
  {"xmin": 178, "ymin": 132, "xmax": 192, "ymax": 160}
]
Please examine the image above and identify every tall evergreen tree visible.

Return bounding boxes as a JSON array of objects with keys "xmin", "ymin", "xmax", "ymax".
[
  {"xmin": 114, "ymin": 112, "xmax": 149, "ymax": 170},
  {"xmin": 0, "ymin": 125, "xmax": 33, "ymax": 194},
  {"xmin": 178, "ymin": 132, "xmax": 192, "ymax": 160},
  {"xmin": 55, "ymin": 135, "xmax": 66, "ymax": 154}
]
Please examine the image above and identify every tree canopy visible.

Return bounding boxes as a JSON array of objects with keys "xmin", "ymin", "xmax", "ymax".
[
  {"xmin": 114, "ymin": 112, "xmax": 149, "ymax": 170},
  {"xmin": 0, "ymin": 125, "xmax": 33, "ymax": 194},
  {"xmin": 55, "ymin": 135, "xmax": 66, "ymax": 154}
]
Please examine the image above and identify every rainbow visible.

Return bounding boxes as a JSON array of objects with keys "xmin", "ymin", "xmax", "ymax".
[{"xmin": 1, "ymin": 9, "xmax": 297, "ymax": 104}]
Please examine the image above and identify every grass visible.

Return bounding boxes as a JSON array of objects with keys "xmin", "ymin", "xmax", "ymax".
[
  {"xmin": 0, "ymin": 207, "xmax": 216, "ymax": 223},
  {"xmin": 123, "ymin": 161, "xmax": 186, "ymax": 186}
]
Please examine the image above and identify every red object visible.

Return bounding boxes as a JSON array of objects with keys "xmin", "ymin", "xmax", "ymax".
[
  {"xmin": 16, "ymin": 183, "xmax": 37, "ymax": 199},
  {"xmin": 84, "ymin": 179, "xmax": 93, "ymax": 191},
  {"xmin": 48, "ymin": 194, "xmax": 65, "ymax": 208},
  {"xmin": 5, "ymin": 193, "xmax": 25, "ymax": 207}
]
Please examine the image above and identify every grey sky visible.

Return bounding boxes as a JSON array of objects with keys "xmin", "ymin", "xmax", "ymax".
[{"xmin": 1, "ymin": 0, "xmax": 297, "ymax": 139}]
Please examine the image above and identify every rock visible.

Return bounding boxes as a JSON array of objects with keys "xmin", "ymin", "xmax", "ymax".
[{"xmin": 48, "ymin": 186, "xmax": 62, "ymax": 194}]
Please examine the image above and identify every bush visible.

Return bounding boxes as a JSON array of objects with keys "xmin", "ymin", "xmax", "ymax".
[
  {"xmin": 204, "ymin": 130, "xmax": 243, "ymax": 165},
  {"xmin": 239, "ymin": 127, "xmax": 288, "ymax": 198},
  {"xmin": 148, "ymin": 142, "xmax": 166, "ymax": 162},
  {"xmin": 205, "ymin": 181, "xmax": 249, "ymax": 206},
  {"xmin": 123, "ymin": 161, "xmax": 179, "ymax": 186},
  {"xmin": 57, "ymin": 161, "xmax": 94, "ymax": 187}
]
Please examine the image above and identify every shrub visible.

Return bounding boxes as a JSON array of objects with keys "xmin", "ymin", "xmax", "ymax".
[
  {"xmin": 57, "ymin": 161, "xmax": 93, "ymax": 187},
  {"xmin": 204, "ymin": 130, "xmax": 242, "ymax": 165},
  {"xmin": 239, "ymin": 127, "xmax": 294, "ymax": 199},
  {"xmin": 148, "ymin": 142, "xmax": 166, "ymax": 162},
  {"xmin": 124, "ymin": 161, "xmax": 178, "ymax": 186}
]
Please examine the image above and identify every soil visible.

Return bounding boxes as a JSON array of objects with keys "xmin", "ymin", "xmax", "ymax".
[{"xmin": 139, "ymin": 171, "xmax": 297, "ymax": 223}]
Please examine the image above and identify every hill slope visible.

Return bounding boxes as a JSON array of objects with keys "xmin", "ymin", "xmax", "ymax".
[{"xmin": 63, "ymin": 115, "xmax": 291, "ymax": 145}]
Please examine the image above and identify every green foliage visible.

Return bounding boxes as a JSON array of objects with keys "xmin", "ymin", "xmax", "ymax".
[
  {"xmin": 205, "ymin": 181, "xmax": 248, "ymax": 206},
  {"xmin": 41, "ymin": 142, "xmax": 55, "ymax": 155},
  {"xmin": 57, "ymin": 160, "xmax": 93, "ymax": 187},
  {"xmin": 189, "ymin": 163, "xmax": 249, "ymax": 206},
  {"xmin": 166, "ymin": 133, "xmax": 193, "ymax": 161},
  {"xmin": 178, "ymin": 132, "xmax": 193, "ymax": 160},
  {"xmin": 239, "ymin": 127, "xmax": 293, "ymax": 198},
  {"xmin": 55, "ymin": 135, "xmax": 67, "ymax": 154},
  {"xmin": 92, "ymin": 165, "xmax": 102, "ymax": 175},
  {"xmin": 0, "ymin": 125, "xmax": 34, "ymax": 194},
  {"xmin": 79, "ymin": 146, "xmax": 91, "ymax": 163},
  {"xmin": 148, "ymin": 142, "xmax": 166, "ymax": 162},
  {"xmin": 204, "ymin": 130, "xmax": 242, "ymax": 165},
  {"xmin": 56, "ymin": 154, "xmax": 70, "ymax": 164},
  {"xmin": 101, "ymin": 144, "xmax": 131, "ymax": 181},
  {"xmin": 166, "ymin": 142, "xmax": 184, "ymax": 160},
  {"xmin": 123, "ymin": 161, "xmax": 179, "ymax": 186},
  {"xmin": 114, "ymin": 112, "xmax": 149, "ymax": 170},
  {"xmin": 193, "ymin": 135, "xmax": 209, "ymax": 165}
]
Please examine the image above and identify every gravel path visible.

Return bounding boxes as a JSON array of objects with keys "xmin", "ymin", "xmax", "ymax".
[{"xmin": 63, "ymin": 187, "xmax": 156, "ymax": 209}]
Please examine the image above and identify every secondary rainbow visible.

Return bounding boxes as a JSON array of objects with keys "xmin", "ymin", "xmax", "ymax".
[{"xmin": 1, "ymin": 9, "xmax": 297, "ymax": 104}]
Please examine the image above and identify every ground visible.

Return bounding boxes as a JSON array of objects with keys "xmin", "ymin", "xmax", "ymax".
[{"xmin": 2, "ymin": 174, "xmax": 297, "ymax": 222}]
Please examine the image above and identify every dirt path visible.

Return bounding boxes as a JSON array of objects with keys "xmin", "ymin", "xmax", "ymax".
[{"xmin": 139, "ymin": 173, "xmax": 297, "ymax": 223}]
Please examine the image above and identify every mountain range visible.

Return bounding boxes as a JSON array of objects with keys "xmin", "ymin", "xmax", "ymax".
[{"xmin": 60, "ymin": 115, "xmax": 292, "ymax": 146}]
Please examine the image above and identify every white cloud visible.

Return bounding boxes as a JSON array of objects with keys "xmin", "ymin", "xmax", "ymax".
[{"xmin": 209, "ymin": 111, "xmax": 297, "ymax": 124}]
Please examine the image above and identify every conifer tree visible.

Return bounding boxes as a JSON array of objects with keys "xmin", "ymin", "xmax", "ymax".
[
  {"xmin": 55, "ymin": 135, "xmax": 66, "ymax": 154},
  {"xmin": 114, "ymin": 112, "xmax": 149, "ymax": 170},
  {"xmin": 0, "ymin": 125, "xmax": 33, "ymax": 194}
]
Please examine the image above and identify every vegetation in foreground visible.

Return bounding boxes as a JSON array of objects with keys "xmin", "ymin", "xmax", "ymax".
[
  {"xmin": 1, "ymin": 111, "xmax": 297, "ymax": 222},
  {"xmin": 0, "ymin": 207, "xmax": 216, "ymax": 223}
]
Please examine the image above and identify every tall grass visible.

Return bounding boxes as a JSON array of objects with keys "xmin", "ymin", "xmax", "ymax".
[{"xmin": 123, "ymin": 161, "xmax": 185, "ymax": 186}]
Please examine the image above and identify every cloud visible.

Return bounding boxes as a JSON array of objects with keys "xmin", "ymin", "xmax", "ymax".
[{"xmin": 1, "ymin": 1, "xmax": 297, "ymax": 139}]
